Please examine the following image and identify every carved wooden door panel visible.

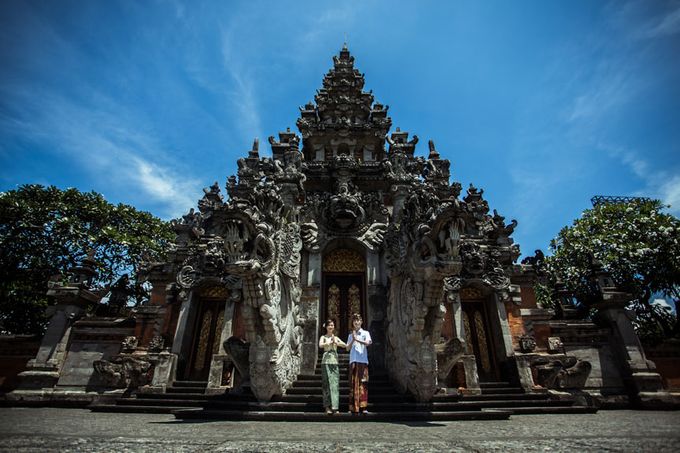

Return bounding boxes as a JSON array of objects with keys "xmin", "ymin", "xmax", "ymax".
[
  {"xmin": 187, "ymin": 299, "xmax": 224, "ymax": 381},
  {"xmin": 324, "ymin": 275, "xmax": 363, "ymax": 340},
  {"xmin": 461, "ymin": 300, "xmax": 498, "ymax": 382}
]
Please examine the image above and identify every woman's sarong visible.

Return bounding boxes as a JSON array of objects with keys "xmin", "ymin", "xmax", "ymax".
[
  {"xmin": 349, "ymin": 362, "xmax": 369, "ymax": 413},
  {"xmin": 321, "ymin": 350, "xmax": 339, "ymax": 410}
]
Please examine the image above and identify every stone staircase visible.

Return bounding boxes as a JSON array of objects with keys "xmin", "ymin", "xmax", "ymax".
[
  {"xmin": 172, "ymin": 350, "xmax": 511, "ymax": 421},
  {"xmin": 91, "ymin": 352, "xmax": 596, "ymax": 420},
  {"xmin": 91, "ymin": 379, "xmax": 211, "ymax": 414},
  {"xmin": 459, "ymin": 381, "xmax": 598, "ymax": 415}
]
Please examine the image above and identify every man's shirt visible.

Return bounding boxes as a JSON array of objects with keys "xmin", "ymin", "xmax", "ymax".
[{"xmin": 347, "ymin": 328, "xmax": 372, "ymax": 364}]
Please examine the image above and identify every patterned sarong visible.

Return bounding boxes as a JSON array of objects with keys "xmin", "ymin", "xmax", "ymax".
[
  {"xmin": 321, "ymin": 351, "xmax": 339, "ymax": 411},
  {"xmin": 349, "ymin": 362, "xmax": 369, "ymax": 413}
]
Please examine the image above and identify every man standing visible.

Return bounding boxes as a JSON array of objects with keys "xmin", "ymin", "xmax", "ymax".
[{"xmin": 346, "ymin": 313, "xmax": 372, "ymax": 414}]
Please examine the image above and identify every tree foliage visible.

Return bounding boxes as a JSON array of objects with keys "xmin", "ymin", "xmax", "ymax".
[
  {"xmin": 0, "ymin": 184, "xmax": 174, "ymax": 335},
  {"xmin": 536, "ymin": 199, "xmax": 680, "ymax": 343}
]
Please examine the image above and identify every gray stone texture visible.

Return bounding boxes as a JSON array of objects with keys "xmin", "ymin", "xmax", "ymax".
[{"xmin": 1, "ymin": 408, "xmax": 679, "ymax": 452}]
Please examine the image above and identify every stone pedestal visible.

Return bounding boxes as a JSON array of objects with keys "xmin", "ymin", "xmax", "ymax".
[
  {"xmin": 139, "ymin": 351, "xmax": 177, "ymax": 394},
  {"xmin": 460, "ymin": 355, "xmax": 481, "ymax": 395},
  {"xmin": 206, "ymin": 354, "xmax": 231, "ymax": 395},
  {"xmin": 599, "ymin": 305, "xmax": 674, "ymax": 407},
  {"xmin": 16, "ymin": 286, "xmax": 98, "ymax": 391}
]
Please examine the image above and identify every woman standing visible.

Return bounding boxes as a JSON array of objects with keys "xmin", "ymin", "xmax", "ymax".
[{"xmin": 318, "ymin": 319, "xmax": 347, "ymax": 415}]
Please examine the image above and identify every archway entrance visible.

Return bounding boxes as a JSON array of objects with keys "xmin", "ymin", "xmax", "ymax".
[
  {"xmin": 186, "ymin": 287, "xmax": 227, "ymax": 381},
  {"xmin": 322, "ymin": 248, "xmax": 366, "ymax": 340},
  {"xmin": 460, "ymin": 287, "xmax": 499, "ymax": 382}
]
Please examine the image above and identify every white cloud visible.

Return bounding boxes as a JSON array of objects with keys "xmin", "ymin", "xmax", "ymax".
[
  {"xmin": 218, "ymin": 24, "xmax": 264, "ymax": 146},
  {"xmin": 0, "ymin": 86, "xmax": 199, "ymax": 219},
  {"xmin": 638, "ymin": 4, "xmax": 680, "ymax": 39},
  {"xmin": 604, "ymin": 144, "xmax": 680, "ymax": 216},
  {"xmin": 656, "ymin": 174, "xmax": 680, "ymax": 214}
]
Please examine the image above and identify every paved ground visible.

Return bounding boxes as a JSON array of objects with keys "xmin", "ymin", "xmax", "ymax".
[{"xmin": 0, "ymin": 408, "xmax": 679, "ymax": 452}]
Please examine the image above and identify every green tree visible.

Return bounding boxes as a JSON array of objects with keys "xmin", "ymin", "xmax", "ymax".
[
  {"xmin": 536, "ymin": 199, "xmax": 680, "ymax": 344},
  {"xmin": 0, "ymin": 184, "xmax": 174, "ymax": 335}
]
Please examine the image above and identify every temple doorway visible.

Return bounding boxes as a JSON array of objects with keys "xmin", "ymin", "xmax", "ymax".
[
  {"xmin": 322, "ymin": 248, "xmax": 366, "ymax": 340},
  {"xmin": 186, "ymin": 289, "xmax": 227, "ymax": 381},
  {"xmin": 460, "ymin": 287, "xmax": 499, "ymax": 382}
]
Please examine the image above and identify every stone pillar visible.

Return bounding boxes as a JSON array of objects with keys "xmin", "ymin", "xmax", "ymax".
[
  {"xmin": 207, "ymin": 298, "xmax": 236, "ymax": 394},
  {"xmin": 16, "ymin": 274, "xmax": 99, "ymax": 390},
  {"xmin": 591, "ymin": 263, "xmax": 673, "ymax": 407},
  {"xmin": 300, "ymin": 252, "xmax": 321, "ymax": 374},
  {"xmin": 171, "ymin": 290, "xmax": 197, "ymax": 378},
  {"xmin": 390, "ymin": 184, "xmax": 411, "ymax": 221},
  {"xmin": 491, "ymin": 293, "xmax": 515, "ymax": 360},
  {"xmin": 599, "ymin": 306, "xmax": 672, "ymax": 407},
  {"xmin": 461, "ymin": 355, "xmax": 481, "ymax": 395},
  {"xmin": 140, "ymin": 350, "xmax": 177, "ymax": 394}
]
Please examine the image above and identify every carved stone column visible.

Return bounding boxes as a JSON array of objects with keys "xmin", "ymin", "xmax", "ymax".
[
  {"xmin": 15, "ymin": 261, "xmax": 99, "ymax": 391},
  {"xmin": 206, "ymin": 297, "xmax": 237, "ymax": 395}
]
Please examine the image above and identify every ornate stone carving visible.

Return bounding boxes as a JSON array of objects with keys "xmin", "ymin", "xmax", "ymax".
[
  {"xmin": 322, "ymin": 249, "xmax": 365, "ymax": 273},
  {"xmin": 93, "ymin": 355, "xmax": 152, "ymax": 389},
  {"xmin": 165, "ymin": 46, "xmax": 521, "ymax": 405},
  {"xmin": 518, "ymin": 335, "xmax": 537, "ymax": 353},
  {"xmin": 436, "ymin": 337, "xmax": 464, "ymax": 384},
  {"xmin": 121, "ymin": 336, "xmax": 138, "ymax": 352},
  {"xmin": 531, "ymin": 356, "xmax": 592, "ymax": 389},
  {"xmin": 148, "ymin": 335, "xmax": 165, "ymax": 352}
]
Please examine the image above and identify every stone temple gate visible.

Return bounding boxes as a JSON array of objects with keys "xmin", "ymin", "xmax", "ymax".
[
  {"xmin": 162, "ymin": 45, "xmax": 524, "ymax": 402},
  {"xmin": 9, "ymin": 47, "xmax": 673, "ymax": 412}
]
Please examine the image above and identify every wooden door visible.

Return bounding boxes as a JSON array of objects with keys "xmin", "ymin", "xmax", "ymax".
[
  {"xmin": 461, "ymin": 299, "xmax": 498, "ymax": 381},
  {"xmin": 187, "ymin": 299, "xmax": 224, "ymax": 381},
  {"xmin": 324, "ymin": 274, "xmax": 364, "ymax": 340}
]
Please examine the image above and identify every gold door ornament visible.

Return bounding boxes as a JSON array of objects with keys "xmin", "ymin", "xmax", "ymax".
[
  {"xmin": 212, "ymin": 309, "xmax": 225, "ymax": 355},
  {"xmin": 460, "ymin": 287, "xmax": 484, "ymax": 300},
  {"xmin": 347, "ymin": 284, "xmax": 361, "ymax": 327},
  {"xmin": 327, "ymin": 284, "xmax": 340, "ymax": 323},
  {"xmin": 474, "ymin": 310, "xmax": 491, "ymax": 373},
  {"xmin": 200, "ymin": 286, "xmax": 229, "ymax": 299},
  {"xmin": 323, "ymin": 249, "xmax": 365, "ymax": 273},
  {"xmin": 462, "ymin": 311, "xmax": 473, "ymax": 354},
  {"xmin": 194, "ymin": 311, "xmax": 213, "ymax": 371}
]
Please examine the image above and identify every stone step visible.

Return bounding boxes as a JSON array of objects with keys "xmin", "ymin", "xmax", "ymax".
[
  {"xmin": 166, "ymin": 387, "xmax": 209, "ymax": 394},
  {"xmin": 480, "ymin": 387, "xmax": 526, "ymax": 395},
  {"xmin": 172, "ymin": 408, "xmax": 513, "ymax": 422},
  {"xmin": 454, "ymin": 399, "xmax": 575, "ymax": 409},
  {"xmin": 91, "ymin": 404, "xmax": 191, "ymax": 414},
  {"xmin": 274, "ymin": 393, "xmax": 419, "ymax": 403},
  {"xmin": 479, "ymin": 381, "xmax": 512, "ymax": 388},
  {"xmin": 291, "ymin": 379, "xmax": 391, "ymax": 388},
  {"xmin": 118, "ymin": 398, "xmax": 206, "ymax": 407},
  {"xmin": 462, "ymin": 393, "xmax": 551, "ymax": 401},
  {"xmin": 136, "ymin": 392, "xmax": 211, "ymax": 400},
  {"xmin": 285, "ymin": 386, "xmax": 397, "ymax": 395},
  {"xmin": 172, "ymin": 381, "xmax": 208, "ymax": 388},
  {"xmin": 507, "ymin": 406, "xmax": 598, "ymax": 415},
  {"xmin": 200, "ymin": 400, "xmax": 483, "ymax": 412}
]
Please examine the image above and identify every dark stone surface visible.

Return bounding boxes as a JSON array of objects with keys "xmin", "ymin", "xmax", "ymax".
[{"xmin": 1, "ymin": 407, "xmax": 679, "ymax": 452}]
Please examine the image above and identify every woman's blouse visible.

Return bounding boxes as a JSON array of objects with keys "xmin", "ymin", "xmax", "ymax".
[{"xmin": 319, "ymin": 335, "xmax": 339, "ymax": 365}]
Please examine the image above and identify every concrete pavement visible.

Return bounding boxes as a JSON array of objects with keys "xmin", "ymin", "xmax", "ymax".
[{"xmin": 0, "ymin": 407, "xmax": 679, "ymax": 452}]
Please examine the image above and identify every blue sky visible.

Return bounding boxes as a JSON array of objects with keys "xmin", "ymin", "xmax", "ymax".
[{"xmin": 1, "ymin": 0, "xmax": 679, "ymax": 258}]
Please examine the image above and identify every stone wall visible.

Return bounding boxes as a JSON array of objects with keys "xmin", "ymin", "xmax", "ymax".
[
  {"xmin": 0, "ymin": 335, "xmax": 40, "ymax": 392},
  {"xmin": 645, "ymin": 339, "xmax": 680, "ymax": 391}
]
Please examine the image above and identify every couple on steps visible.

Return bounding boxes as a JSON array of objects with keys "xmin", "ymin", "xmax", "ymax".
[{"xmin": 318, "ymin": 313, "xmax": 372, "ymax": 415}]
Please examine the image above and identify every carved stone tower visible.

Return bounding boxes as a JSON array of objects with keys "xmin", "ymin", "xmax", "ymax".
[{"xmin": 164, "ymin": 46, "xmax": 521, "ymax": 402}]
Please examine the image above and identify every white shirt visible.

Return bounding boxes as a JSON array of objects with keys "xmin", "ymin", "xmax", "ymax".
[{"xmin": 347, "ymin": 328, "xmax": 372, "ymax": 364}]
